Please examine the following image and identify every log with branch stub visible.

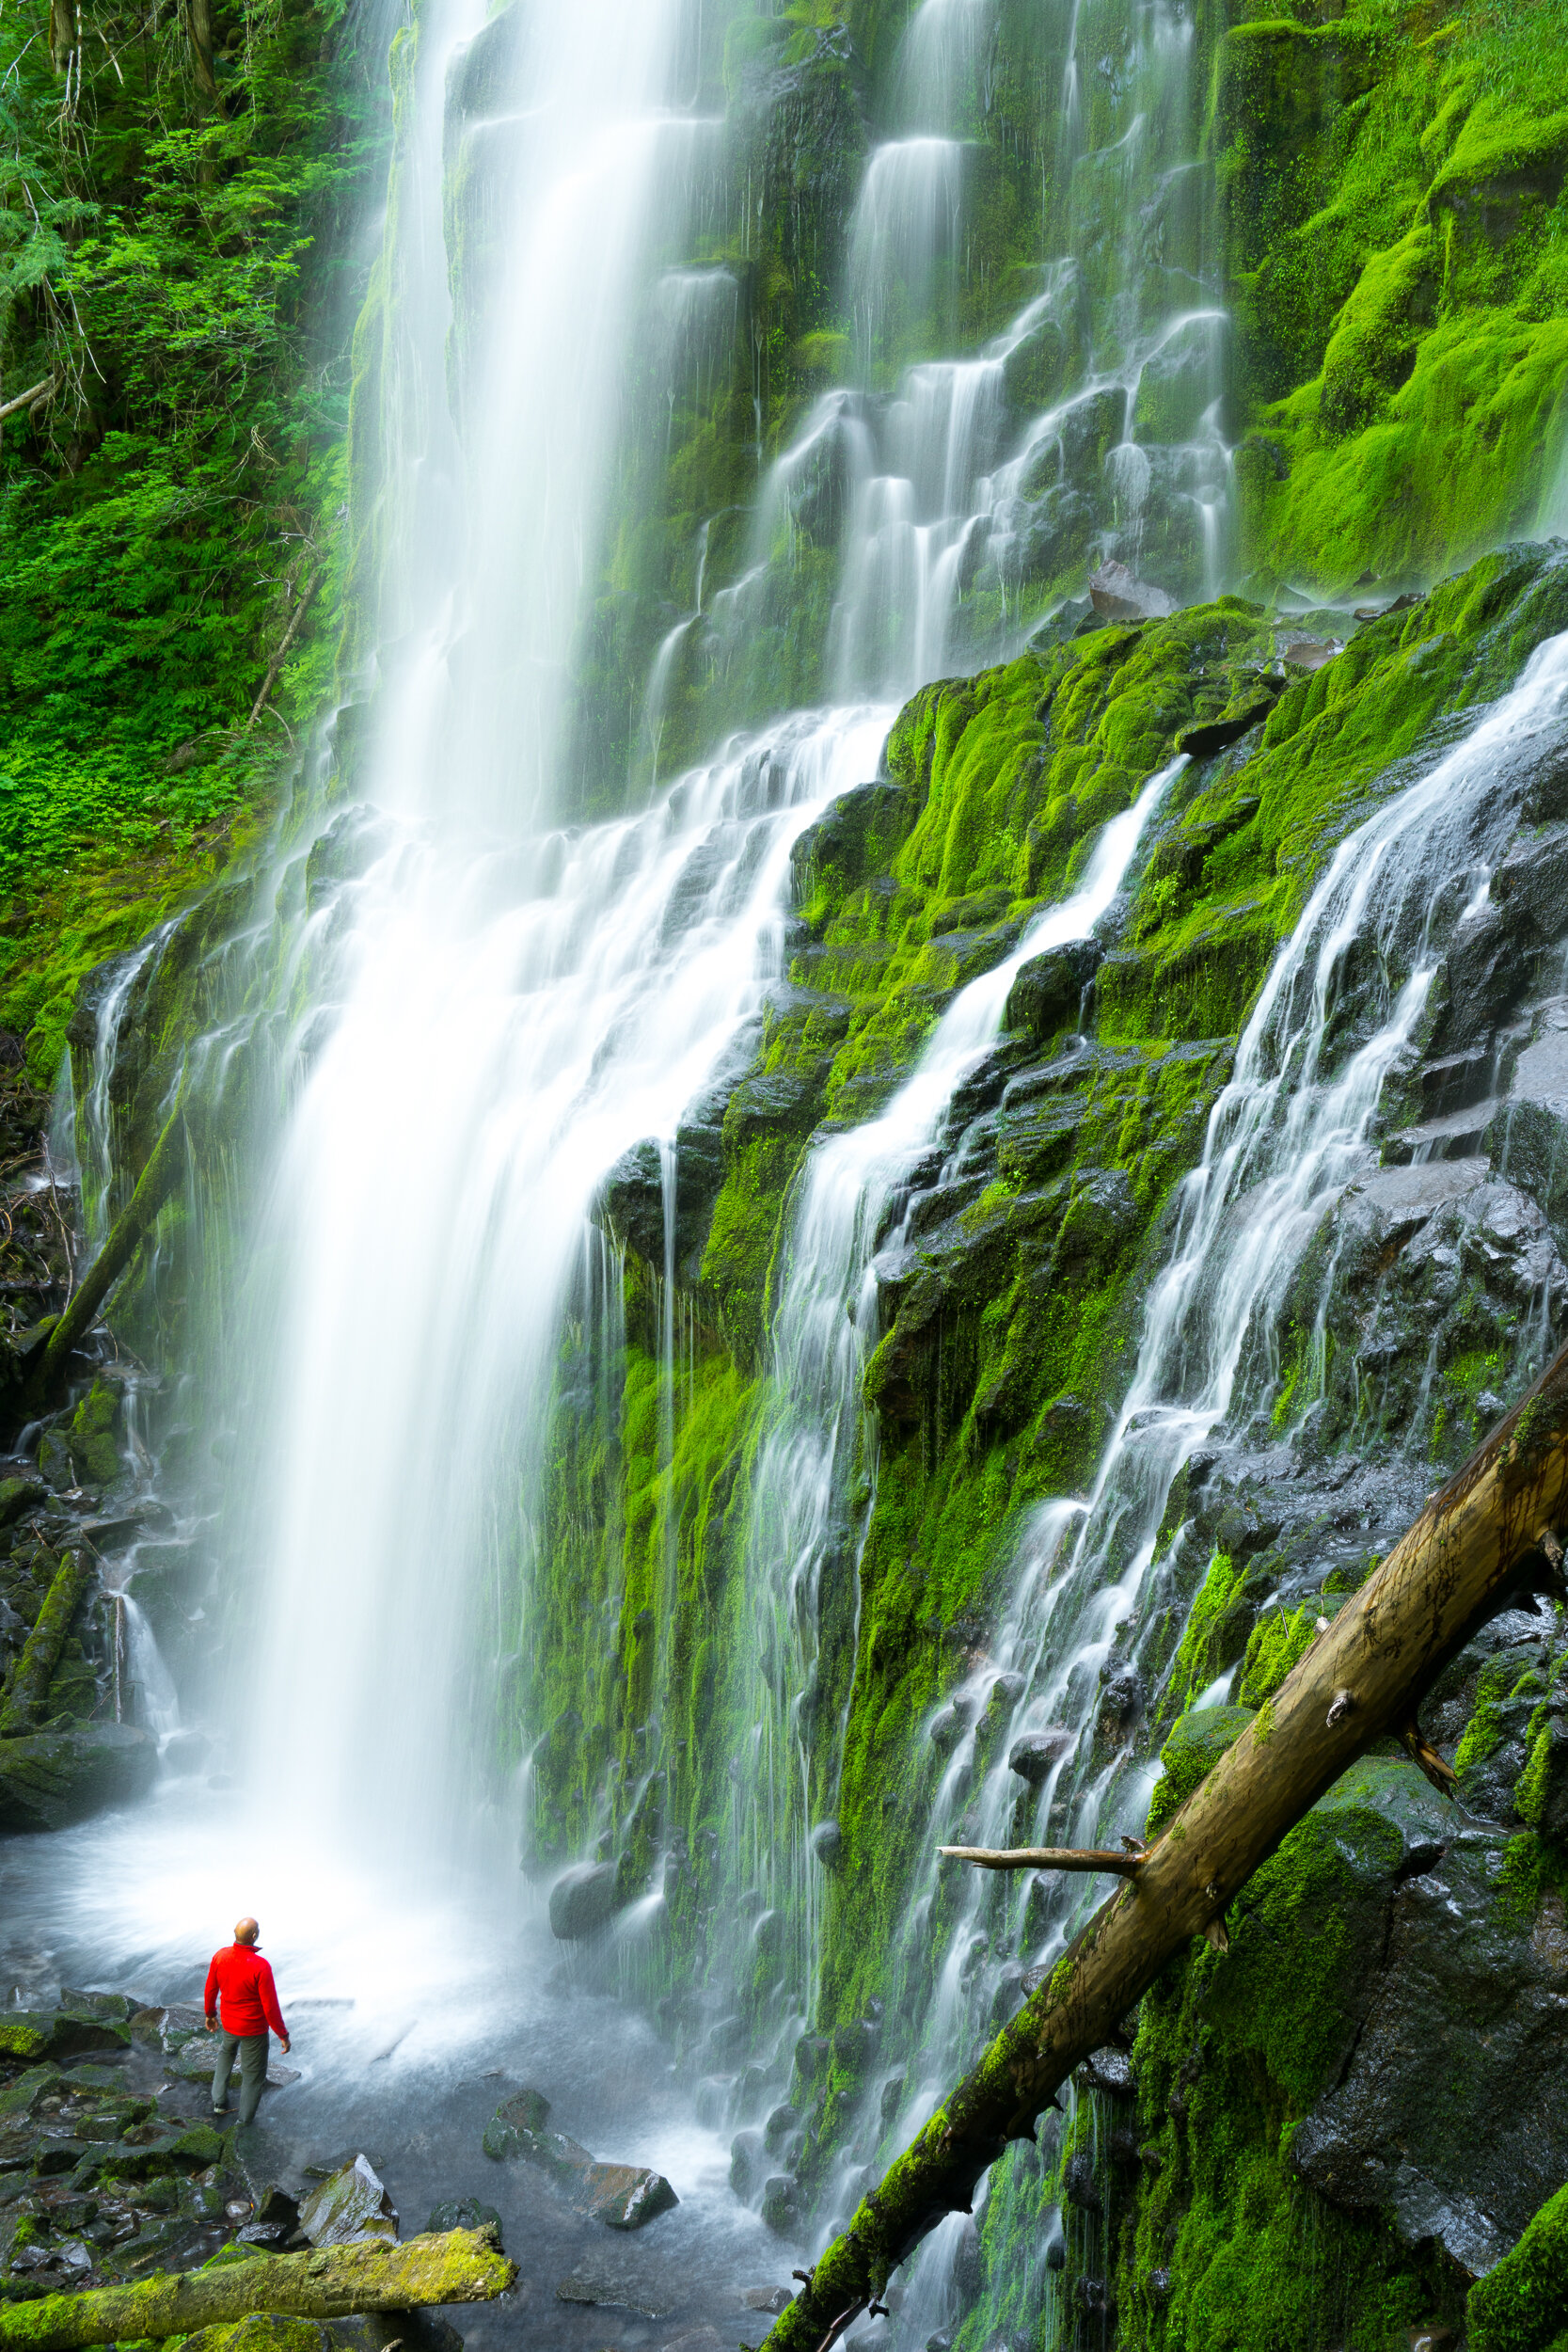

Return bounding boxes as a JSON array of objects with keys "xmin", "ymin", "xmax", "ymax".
[
  {"xmin": 0, "ymin": 1547, "xmax": 91, "ymax": 1733},
  {"xmin": 0, "ymin": 2226, "xmax": 517, "ymax": 2351},
  {"xmin": 759, "ymin": 1335, "xmax": 1568, "ymax": 2352},
  {"xmin": 24, "ymin": 1089, "xmax": 189, "ymax": 1406}
]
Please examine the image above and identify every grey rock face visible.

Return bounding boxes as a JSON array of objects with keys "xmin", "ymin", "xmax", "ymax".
[{"xmin": 1291, "ymin": 1828, "xmax": 1568, "ymax": 2274}]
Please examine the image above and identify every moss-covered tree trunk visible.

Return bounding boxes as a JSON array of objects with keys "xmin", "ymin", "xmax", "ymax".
[
  {"xmin": 0, "ymin": 2227, "xmax": 516, "ymax": 2351},
  {"xmin": 0, "ymin": 1547, "xmax": 91, "ymax": 1732},
  {"xmin": 760, "ymin": 1336, "xmax": 1568, "ymax": 2352}
]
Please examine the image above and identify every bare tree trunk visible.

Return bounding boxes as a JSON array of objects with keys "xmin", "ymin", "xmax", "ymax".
[
  {"xmin": 184, "ymin": 0, "xmax": 222, "ymax": 116},
  {"xmin": 47, "ymin": 0, "xmax": 75, "ymax": 75},
  {"xmin": 759, "ymin": 1339, "xmax": 1568, "ymax": 2352},
  {"xmin": 0, "ymin": 2227, "xmax": 516, "ymax": 2351}
]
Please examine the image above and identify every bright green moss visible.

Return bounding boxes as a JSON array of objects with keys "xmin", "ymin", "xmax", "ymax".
[
  {"xmin": 1146, "ymin": 1706, "xmax": 1255, "ymax": 1836},
  {"xmin": 1238, "ymin": 1602, "xmax": 1316, "ymax": 1708},
  {"xmin": 1470, "ymin": 2182, "xmax": 1568, "ymax": 2352}
]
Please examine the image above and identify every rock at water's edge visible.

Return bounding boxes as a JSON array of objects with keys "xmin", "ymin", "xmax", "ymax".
[{"xmin": 0, "ymin": 1722, "xmax": 156, "ymax": 1833}]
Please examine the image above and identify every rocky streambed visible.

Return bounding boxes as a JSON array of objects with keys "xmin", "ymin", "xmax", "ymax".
[{"xmin": 0, "ymin": 1940, "xmax": 802, "ymax": 2352}]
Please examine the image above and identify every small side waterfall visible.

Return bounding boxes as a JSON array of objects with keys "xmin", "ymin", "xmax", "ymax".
[{"xmin": 719, "ymin": 757, "xmax": 1185, "ymax": 2044}]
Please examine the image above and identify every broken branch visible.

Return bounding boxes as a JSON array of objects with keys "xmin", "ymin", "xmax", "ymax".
[{"xmin": 937, "ymin": 1845, "xmax": 1146, "ymax": 1880}]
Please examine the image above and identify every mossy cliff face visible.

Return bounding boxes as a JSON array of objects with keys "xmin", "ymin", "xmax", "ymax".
[{"xmin": 489, "ymin": 541, "xmax": 1568, "ymax": 2348}]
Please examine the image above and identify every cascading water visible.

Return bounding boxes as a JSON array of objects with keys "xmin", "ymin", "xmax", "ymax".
[
  {"xmin": 2, "ymin": 0, "xmax": 1264, "ymax": 2331},
  {"xmin": 721, "ymin": 760, "xmax": 1185, "ymax": 2028},
  {"xmin": 779, "ymin": 632, "xmax": 1568, "ymax": 2346}
]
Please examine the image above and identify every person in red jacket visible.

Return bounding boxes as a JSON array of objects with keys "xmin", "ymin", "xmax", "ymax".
[{"xmin": 203, "ymin": 1917, "xmax": 292, "ymax": 2127}]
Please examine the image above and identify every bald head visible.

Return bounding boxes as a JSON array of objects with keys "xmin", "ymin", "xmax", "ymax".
[{"xmin": 234, "ymin": 1917, "xmax": 259, "ymax": 1947}]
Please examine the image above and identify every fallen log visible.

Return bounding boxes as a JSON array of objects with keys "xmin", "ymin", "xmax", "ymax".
[
  {"xmin": 0, "ymin": 1548, "xmax": 91, "ymax": 1733},
  {"xmin": 760, "ymin": 1335, "xmax": 1568, "ymax": 2352},
  {"xmin": 25, "ymin": 1089, "xmax": 188, "ymax": 1405},
  {"xmin": 0, "ymin": 2225, "xmax": 516, "ymax": 2351}
]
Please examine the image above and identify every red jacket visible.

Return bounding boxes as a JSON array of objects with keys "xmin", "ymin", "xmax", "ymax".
[{"xmin": 204, "ymin": 1944, "xmax": 288, "ymax": 2040}]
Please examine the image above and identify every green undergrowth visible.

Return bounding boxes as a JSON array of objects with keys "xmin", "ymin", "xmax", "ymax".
[{"xmin": 0, "ymin": 0, "xmax": 387, "ymax": 1075}]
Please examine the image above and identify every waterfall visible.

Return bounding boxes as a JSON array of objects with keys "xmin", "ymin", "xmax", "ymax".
[
  {"xmin": 788, "ymin": 631, "xmax": 1568, "ymax": 2340},
  {"xmin": 23, "ymin": 0, "xmax": 1256, "ymax": 2284}
]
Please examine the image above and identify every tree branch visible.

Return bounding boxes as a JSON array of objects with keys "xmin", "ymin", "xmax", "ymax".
[{"xmin": 937, "ymin": 1845, "xmax": 1146, "ymax": 1879}]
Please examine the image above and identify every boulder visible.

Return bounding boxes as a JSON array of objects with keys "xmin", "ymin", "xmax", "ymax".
[
  {"xmin": 297, "ymin": 2156, "xmax": 398, "ymax": 2249},
  {"xmin": 1289, "ymin": 1824, "xmax": 1568, "ymax": 2273},
  {"xmin": 482, "ymin": 2091, "xmax": 675, "ymax": 2229},
  {"xmin": 1004, "ymin": 940, "xmax": 1101, "ymax": 1042},
  {"xmin": 546, "ymin": 1861, "xmax": 620, "ymax": 1941},
  {"xmin": 0, "ymin": 2010, "xmax": 131, "ymax": 2065},
  {"xmin": 1087, "ymin": 561, "xmax": 1176, "ymax": 623},
  {"xmin": 589, "ymin": 2164, "xmax": 678, "ymax": 2231},
  {"xmin": 0, "ymin": 1722, "xmax": 157, "ymax": 1834},
  {"xmin": 555, "ymin": 2257, "xmax": 672, "ymax": 2317},
  {"xmin": 427, "ymin": 2198, "xmax": 500, "ymax": 2236},
  {"xmin": 1007, "ymin": 1728, "xmax": 1073, "ymax": 1784}
]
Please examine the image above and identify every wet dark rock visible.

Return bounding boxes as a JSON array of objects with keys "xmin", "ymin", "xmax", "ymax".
[
  {"xmin": 752, "ymin": 1909, "xmax": 784, "ymax": 1961},
  {"xmin": 298, "ymin": 2156, "xmax": 399, "ymax": 2251},
  {"xmin": 556, "ymin": 2258, "xmax": 673, "ymax": 2318},
  {"xmin": 928, "ymin": 1699, "xmax": 974, "ymax": 1755},
  {"xmin": 302, "ymin": 805, "xmax": 394, "ymax": 917},
  {"xmin": 0, "ymin": 2011, "xmax": 131, "ymax": 2066},
  {"xmin": 791, "ymin": 784, "xmax": 911, "ymax": 903},
  {"xmin": 1071, "ymin": 2278, "xmax": 1115, "ymax": 2319},
  {"xmin": 1004, "ymin": 940, "xmax": 1101, "ymax": 1043},
  {"xmin": 1007, "ymin": 1728, "xmax": 1072, "ymax": 1783},
  {"xmin": 1062, "ymin": 2152, "xmax": 1101, "ymax": 2213},
  {"xmin": 427, "ymin": 2196, "xmax": 500, "ymax": 2234},
  {"xmin": 763, "ymin": 2105, "xmax": 799, "ymax": 2156},
  {"xmin": 984, "ymin": 1671, "xmax": 1025, "ymax": 1718},
  {"xmin": 743, "ymin": 2286, "xmax": 795, "ymax": 2314},
  {"xmin": 480, "ymin": 2088, "xmax": 553, "ymax": 2160},
  {"xmin": 482, "ymin": 2089, "xmax": 674, "ymax": 2230},
  {"xmin": 1087, "ymin": 560, "xmax": 1175, "ymax": 623},
  {"xmin": 953, "ymin": 2218, "xmax": 982, "ymax": 2299},
  {"xmin": 791, "ymin": 2034, "xmax": 829, "ymax": 2090},
  {"xmin": 1176, "ymin": 698, "xmax": 1276, "ymax": 758},
  {"xmin": 1289, "ymin": 1823, "xmax": 1568, "ymax": 2273},
  {"xmin": 759, "ymin": 2174, "xmax": 800, "ymax": 2235},
  {"xmin": 729, "ymin": 2129, "xmax": 766, "ymax": 2201},
  {"xmin": 1075, "ymin": 2047, "xmax": 1135, "ymax": 2099},
  {"xmin": 547, "ymin": 1861, "xmax": 621, "ymax": 1942},
  {"xmin": 598, "ymin": 2168, "xmax": 678, "ymax": 2231}
]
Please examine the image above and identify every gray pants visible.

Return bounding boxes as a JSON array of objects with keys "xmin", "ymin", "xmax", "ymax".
[{"xmin": 212, "ymin": 2029, "xmax": 269, "ymax": 2124}]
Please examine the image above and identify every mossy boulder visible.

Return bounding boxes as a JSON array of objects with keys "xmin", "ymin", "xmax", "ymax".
[
  {"xmin": 0, "ymin": 1723, "xmax": 156, "ymax": 1834},
  {"xmin": 1470, "ymin": 2181, "xmax": 1568, "ymax": 2352}
]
